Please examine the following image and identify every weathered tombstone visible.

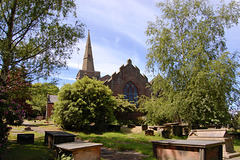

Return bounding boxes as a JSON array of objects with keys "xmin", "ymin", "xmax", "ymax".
[
  {"xmin": 188, "ymin": 129, "xmax": 240, "ymax": 159},
  {"xmin": 141, "ymin": 124, "xmax": 148, "ymax": 131},
  {"xmin": 107, "ymin": 125, "xmax": 121, "ymax": 132},
  {"xmin": 23, "ymin": 126, "xmax": 33, "ymax": 131},
  {"xmin": 149, "ymin": 126, "xmax": 158, "ymax": 131},
  {"xmin": 182, "ymin": 125, "xmax": 190, "ymax": 136},
  {"xmin": 127, "ymin": 124, "xmax": 136, "ymax": 128},
  {"xmin": 172, "ymin": 124, "xmax": 183, "ymax": 137},
  {"xmin": 55, "ymin": 141, "xmax": 103, "ymax": 160},
  {"xmin": 17, "ymin": 134, "xmax": 34, "ymax": 144},
  {"xmin": 152, "ymin": 139, "xmax": 224, "ymax": 160},
  {"xmin": 45, "ymin": 131, "xmax": 76, "ymax": 148},
  {"xmin": 162, "ymin": 129, "xmax": 170, "ymax": 139},
  {"xmin": 145, "ymin": 130, "xmax": 154, "ymax": 136},
  {"xmin": 157, "ymin": 126, "xmax": 170, "ymax": 139}
]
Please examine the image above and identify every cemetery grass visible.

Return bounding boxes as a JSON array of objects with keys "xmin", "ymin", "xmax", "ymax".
[
  {"xmin": 234, "ymin": 139, "xmax": 240, "ymax": 152},
  {"xmin": 4, "ymin": 121, "xmax": 240, "ymax": 160},
  {"xmin": 77, "ymin": 132, "xmax": 167, "ymax": 159},
  {"xmin": 2, "ymin": 126, "xmax": 56, "ymax": 160}
]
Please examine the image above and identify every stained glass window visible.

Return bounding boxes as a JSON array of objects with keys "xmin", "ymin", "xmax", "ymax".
[{"xmin": 123, "ymin": 81, "xmax": 138, "ymax": 103}]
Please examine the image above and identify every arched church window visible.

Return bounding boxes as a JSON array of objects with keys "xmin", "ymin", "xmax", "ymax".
[{"xmin": 123, "ymin": 81, "xmax": 138, "ymax": 103}]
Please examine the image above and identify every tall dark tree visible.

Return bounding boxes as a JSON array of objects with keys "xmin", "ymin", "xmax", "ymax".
[{"xmin": 143, "ymin": 0, "xmax": 240, "ymax": 126}]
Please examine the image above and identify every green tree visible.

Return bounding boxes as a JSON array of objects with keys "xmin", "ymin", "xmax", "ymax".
[
  {"xmin": 144, "ymin": 0, "xmax": 240, "ymax": 126},
  {"xmin": 113, "ymin": 94, "xmax": 137, "ymax": 124},
  {"xmin": 0, "ymin": 0, "xmax": 85, "ymax": 87},
  {"xmin": 0, "ymin": 0, "xmax": 84, "ymax": 154},
  {"xmin": 0, "ymin": 69, "xmax": 30, "ymax": 155},
  {"xmin": 27, "ymin": 82, "xmax": 59, "ymax": 116},
  {"xmin": 53, "ymin": 76, "xmax": 116, "ymax": 131}
]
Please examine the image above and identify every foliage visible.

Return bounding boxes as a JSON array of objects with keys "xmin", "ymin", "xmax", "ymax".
[
  {"xmin": 58, "ymin": 153, "xmax": 73, "ymax": 160},
  {"xmin": 0, "ymin": 0, "xmax": 84, "ymax": 155},
  {"xmin": 113, "ymin": 94, "xmax": 138, "ymax": 124},
  {"xmin": 0, "ymin": 0, "xmax": 85, "ymax": 87},
  {"xmin": 113, "ymin": 94, "xmax": 136, "ymax": 113},
  {"xmin": 0, "ymin": 69, "xmax": 30, "ymax": 156},
  {"xmin": 53, "ymin": 76, "xmax": 116, "ymax": 131},
  {"xmin": 0, "ymin": 87, "xmax": 25, "ymax": 156},
  {"xmin": 139, "ymin": 95, "xmax": 172, "ymax": 125},
  {"xmin": 27, "ymin": 82, "xmax": 59, "ymax": 116},
  {"xmin": 144, "ymin": 0, "xmax": 240, "ymax": 126}
]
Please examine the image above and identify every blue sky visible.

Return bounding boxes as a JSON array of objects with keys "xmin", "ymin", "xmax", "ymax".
[{"xmin": 47, "ymin": 0, "xmax": 240, "ymax": 88}]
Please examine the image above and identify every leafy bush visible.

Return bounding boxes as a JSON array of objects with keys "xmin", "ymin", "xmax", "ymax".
[{"xmin": 53, "ymin": 76, "xmax": 116, "ymax": 131}]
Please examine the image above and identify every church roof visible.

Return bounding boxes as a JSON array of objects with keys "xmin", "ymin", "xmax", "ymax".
[{"xmin": 82, "ymin": 30, "xmax": 95, "ymax": 71}]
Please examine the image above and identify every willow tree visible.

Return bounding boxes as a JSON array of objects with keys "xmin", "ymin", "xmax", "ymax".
[{"xmin": 144, "ymin": 0, "xmax": 240, "ymax": 126}]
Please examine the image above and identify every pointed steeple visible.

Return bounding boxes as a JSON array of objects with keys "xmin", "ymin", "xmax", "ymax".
[
  {"xmin": 76, "ymin": 30, "xmax": 100, "ymax": 80},
  {"xmin": 82, "ymin": 30, "xmax": 95, "ymax": 71}
]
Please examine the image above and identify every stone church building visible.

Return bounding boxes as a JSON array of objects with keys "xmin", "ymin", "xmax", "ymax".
[
  {"xmin": 76, "ymin": 31, "xmax": 151, "ymax": 103},
  {"xmin": 46, "ymin": 31, "xmax": 151, "ymax": 120}
]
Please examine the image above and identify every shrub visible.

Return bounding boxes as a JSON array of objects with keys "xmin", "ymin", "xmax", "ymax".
[{"xmin": 53, "ymin": 76, "xmax": 116, "ymax": 131}]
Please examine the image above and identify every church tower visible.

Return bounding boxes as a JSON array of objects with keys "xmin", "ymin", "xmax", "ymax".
[{"xmin": 76, "ymin": 31, "xmax": 100, "ymax": 80}]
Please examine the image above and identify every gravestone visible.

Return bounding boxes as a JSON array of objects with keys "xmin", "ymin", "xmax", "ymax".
[
  {"xmin": 157, "ymin": 126, "xmax": 170, "ymax": 138},
  {"xmin": 141, "ymin": 125, "xmax": 148, "ymax": 131},
  {"xmin": 145, "ymin": 130, "xmax": 154, "ymax": 136},
  {"xmin": 127, "ymin": 124, "xmax": 136, "ymax": 128},
  {"xmin": 45, "ymin": 131, "xmax": 76, "ymax": 148},
  {"xmin": 107, "ymin": 125, "xmax": 121, "ymax": 132},
  {"xmin": 172, "ymin": 124, "xmax": 182, "ymax": 137},
  {"xmin": 17, "ymin": 134, "xmax": 34, "ymax": 144},
  {"xmin": 23, "ymin": 126, "xmax": 33, "ymax": 131},
  {"xmin": 188, "ymin": 129, "xmax": 240, "ymax": 159},
  {"xmin": 152, "ymin": 139, "xmax": 224, "ymax": 160},
  {"xmin": 55, "ymin": 141, "xmax": 103, "ymax": 160}
]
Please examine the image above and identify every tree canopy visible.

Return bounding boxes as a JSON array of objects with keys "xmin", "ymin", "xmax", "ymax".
[
  {"xmin": 0, "ymin": 0, "xmax": 85, "ymax": 86},
  {"xmin": 143, "ymin": 0, "xmax": 240, "ymax": 126},
  {"xmin": 27, "ymin": 82, "xmax": 59, "ymax": 116},
  {"xmin": 0, "ymin": 0, "xmax": 84, "ymax": 153}
]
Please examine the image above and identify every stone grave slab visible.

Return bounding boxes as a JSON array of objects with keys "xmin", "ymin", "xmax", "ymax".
[
  {"xmin": 188, "ymin": 129, "xmax": 240, "ymax": 159},
  {"xmin": 17, "ymin": 134, "xmax": 34, "ymax": 144},
  {"xmin": 44, "ymin": 131, "xmax": 76, "ymax": 148},
  {"xmin": 55, "ymin": 141, "xmax": 103, "ymax": 160},
  {"xmin": 152, "ymin": 139, "xmax": 224, "ymax": 160}
]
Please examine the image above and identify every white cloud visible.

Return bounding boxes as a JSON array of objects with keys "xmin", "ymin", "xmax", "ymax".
[
  {"xmin": 57, "ymin": 76, "xmax": 76, "ymax": 81},
  {"xmin": 76, "ymin": 0, "xmax": 156, "ymax": 46}
]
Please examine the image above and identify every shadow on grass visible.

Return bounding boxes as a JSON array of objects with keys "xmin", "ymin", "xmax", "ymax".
[
  {"xmin": 3, "ymin": 136, "xmax": 56, "ymax": 160},
  {"xmin": 22, "ymin": 123, "xmax": 55, "ymax": 127}
]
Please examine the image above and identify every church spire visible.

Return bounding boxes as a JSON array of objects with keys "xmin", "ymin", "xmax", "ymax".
[{"xmin": 82, "ymin": 30, "xmax": 95, "ymax": 71}]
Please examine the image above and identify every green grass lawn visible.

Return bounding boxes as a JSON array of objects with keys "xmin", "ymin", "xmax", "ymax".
[
  {"xmin": 3, "ymin": 136, "xmax": 56, "ymax": 160},
  {"xmin": 77, "ymin": 132, "xmax": 166, "ymax": 159},
  {"xmin": 2, "ymin": 125, "xmax": 56, "ymax": 160},
  {"xmin": 4, "ymin": 121, "xmax": 240, "ymax": 160}
]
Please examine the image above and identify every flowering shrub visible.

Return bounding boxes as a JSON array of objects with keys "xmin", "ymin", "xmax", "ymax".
[{"xmin": 0, "ymin": 86, "xmax": 25, "ymax": 156}]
